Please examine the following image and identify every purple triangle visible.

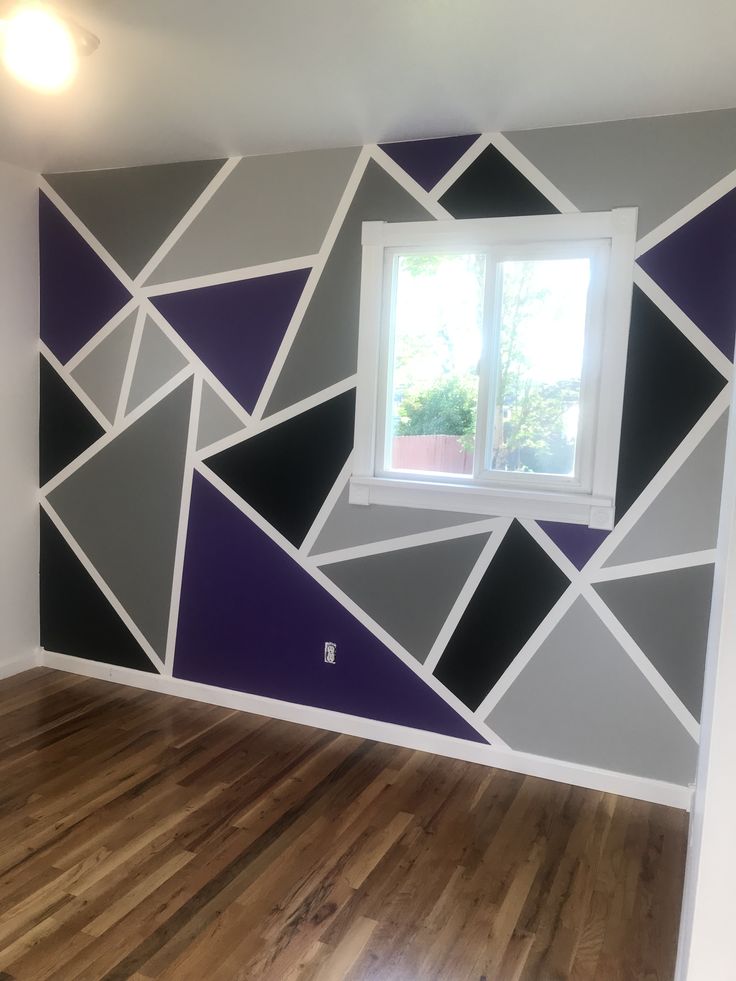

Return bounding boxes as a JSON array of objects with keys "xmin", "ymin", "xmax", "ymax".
[
  {"xmin": 638, "ymin": 187, "xmax": 736, "ymax": 359},
  {"xmin": 40, "ymin": 192, "xmax": 132, "ymax": 364},
  {"xmin": 537, "ymin": 521, "xmax": 609, "ymax": 571},
  {"xmin": 174, "ymin": 473, "xmax": 486, "ymax": 743},
  {"xmin": 152, "ymin": 268, "xmax": 310, "ymax": 413},
  {"xmin": 379, "ymin": 134, "xmax": 480, "ymax": 192}
]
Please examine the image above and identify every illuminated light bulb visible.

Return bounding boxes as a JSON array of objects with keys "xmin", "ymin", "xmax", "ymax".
[{"xmin": 1, "ymin": 4, "xmax": 79, "ymax": 93}]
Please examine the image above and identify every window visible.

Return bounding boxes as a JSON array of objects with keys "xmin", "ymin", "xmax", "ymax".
[{"xmin": 351, "ymin": 210, "xmax": 637, "ymax": 529}]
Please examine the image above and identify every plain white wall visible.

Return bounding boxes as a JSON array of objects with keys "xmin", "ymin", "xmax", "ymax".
[
  {"xmin": 0, "ymin": 161, "xmax": 38, "ymax": 675},
  {"xmin": 675, "ymin": 368, "xmax": 736, "ymax": 979}
]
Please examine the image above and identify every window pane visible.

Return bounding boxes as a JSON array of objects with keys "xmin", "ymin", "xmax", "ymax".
[
  {"xmin": 491, "ymin": 258, "xmax": 590, "ymax": 477},
  {"xmin": 389, "ymin": 253, "xmax": 485, "ymax": 476}
]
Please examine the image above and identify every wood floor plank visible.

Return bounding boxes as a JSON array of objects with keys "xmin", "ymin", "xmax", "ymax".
[
  {"xmin": 135, "ymin": 742, "xmax": 392, "ymax": 980},
  {"xmin": 83, "ymin": 851, "xmax": 195, "ymax": 938},
  {"xmin": 0, "ymin": 669, "xmax": 688, "ymax": 980},
  {"xmin": 317, "ymin": 916, "xmax": 377, "ymax": 981}
]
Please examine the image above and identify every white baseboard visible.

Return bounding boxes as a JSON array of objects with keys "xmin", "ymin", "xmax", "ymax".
[
  {"xmin": 38, "ymin": 648, "xmax": 692, "ymax": 811},
  {"xmin": 0, "ymin": 649, "xmax": 42, "ymax": 680}
]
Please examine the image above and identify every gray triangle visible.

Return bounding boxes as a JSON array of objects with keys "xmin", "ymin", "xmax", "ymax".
[
  {"xmin": 311, "ymin": 484, "xmax": 490, "ymax": 555},
  {"xmin": 266, "ymin": 160, "xmax": 434, "ymax": 415},
  {"xmin": 196, "ymin": 382, "xmax": 244, "ymax": 451},
  {"xmin": 71, "ymin": 311, "xmax": 137, "ymax": 423},
  {"xmin": 147, "ymin": 146, "xmax": 360, "ymax": 285},
  {"xmin": 322, "ymin": 532, "xmax": 490, "ymax": 662},
  {"xmin": 45, "ymin": 159, "xmax": 226, "ymax": 278},
  {"xmin": 486, "ymin": 597, "xmax": 698, "ymax": 785},
  {"xmin": 504, "ymin": 108, "xmax": 736, "ymax": 236},
  {"xmin": 606, "ymin": 413, "xmax": 727, "ymax": 567},
  {"xmin": 594, "ymin": 565, "xmax": 714, "ymax": 720},
  {"xmin": 48, "ymin": 379, "xmax": 193, "ymax": 658},
  {"xmin": 126, "ymin": 318, "xmax": 189, "ymax": 414}
]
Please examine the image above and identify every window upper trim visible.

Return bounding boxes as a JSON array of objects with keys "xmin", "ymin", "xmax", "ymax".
[{"xmin": 350, "ymin": 209, "xmax": 638, "ymax": 530}]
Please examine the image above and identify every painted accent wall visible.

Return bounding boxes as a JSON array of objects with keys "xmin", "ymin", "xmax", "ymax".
[
  {"xmin": 0, "ymin": 161, "xmax": 39, "ymax": 676},
  {"xmin": 38, "ymin": 109, "xmax": 736, "ymax": 795}
]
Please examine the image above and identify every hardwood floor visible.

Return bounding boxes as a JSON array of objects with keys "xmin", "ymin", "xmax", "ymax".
[{"xmin": 0, "ymin": 668, "xmax": 688, "ymax": 980}]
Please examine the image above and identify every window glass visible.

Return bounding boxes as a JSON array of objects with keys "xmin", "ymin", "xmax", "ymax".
[
  {"xmin": 388, "ymin": 253, "xmax": 486, "ymax": 476},
  {"xmin": 490, "ymin": 258, "xmax": 590, "ymax": 477}
]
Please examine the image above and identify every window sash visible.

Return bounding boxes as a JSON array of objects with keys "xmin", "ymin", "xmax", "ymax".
[{"xmin": 376, "ymin": 240, "xmax": 610, "ymax": 495}]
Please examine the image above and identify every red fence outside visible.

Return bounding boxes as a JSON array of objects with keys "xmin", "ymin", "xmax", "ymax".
[{"xmin": 391, "ymin": 435, "xmax": 474, "ymax": 475}]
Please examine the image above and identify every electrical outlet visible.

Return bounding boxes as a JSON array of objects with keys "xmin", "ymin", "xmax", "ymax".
[{"xmin": 324, "ymin": 641, "xmax": 337, "ymax": 664}]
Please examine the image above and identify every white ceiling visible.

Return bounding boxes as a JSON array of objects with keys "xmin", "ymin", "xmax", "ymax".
[{"xmin": 1, "ymin": 0, "xmax": 735, "ymax": 173}]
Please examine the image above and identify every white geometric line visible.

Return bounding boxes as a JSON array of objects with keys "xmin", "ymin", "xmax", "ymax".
[
  {"xmin": 135, "ymin": 157, "xmax": 241, "ymax": 286},
  {"xmin": 313, "ymin": 516, "xmax": 502, "ymax": 566},
  {"xmin": 470, "ymin": 517, "xmax": 582, "ymax": 722},
  {"xmin": 477, "ymin": 580, "xmax": 700, "ymax": 745},
  {"xmin": 584, "ymin": 391, "xmax": 731, "ymax": 575},
  {"xmin": 583, "ymin": 585, "xmax": 700, "ymax": 742},
  {"xmin": 114, "ymin": 306, "xmax": 146, "ymax": 427},
  {"xmin": 237, "ymin": 375, "xmax": 356, "ymax": 446},
  {"xmin": 518, "ymin": 517, "xmax": 582, "ymax": 585},
  {"xmin": 634, "ymin": 265, "xmax": 732, "ymax": 381},
  {"xmin": 193, "ymin": 376, "xmax": 356, "ymax": 464},
  {"xmin": 141, "ymin": 254, "xmax": 318, "ymax": 297},
  {"xmin": 480, "ymin": 721, "xmax": 509, "ymax": 748},
  {"xmin": 300, "ymin": 454, "xmax": 354, "ymax": 556},
  {"xmin": 143, "ymin": 298, "xmax": 251, "ymax": 428},
  {"xmin": 40, "ymin": 499, "xmax": 165, "ymax": 673},
  {"xmin": 63, "ymin": 297, "xmax": 139, "ymax": 374},
  {"xmin": 474, "ymin": 517, "xmax": 712, "ymax": 735},
  {"xmin": 423, "ymin": 518, "xmax": 514, "ymax": 675},
  {"xmin": 250, "ymin": 148, "xmax": 372, "ymax": 423},
  {"xmin": 431, "ymin": 133, "xmax": 494, "ymax": 201},
  {"xmin": 39, "ymin": 178, "xmax": 137, "ymax": 294},
  {"xmin": 368, "ymin": 144, "xmax": 454, "ymax": 219},
  {"xmin": 164, "ymin": 375, "xmax": 202, "ymax": 676},
  {"xmin": 191, "ymin": 424, "xmax": 248, "ymax": 461},
  {"xmin": 39, "ymin": 343, "xmax": 110, "ymax": 434},
  {"xmin": 474, "ymin": 584, "xmax": 580, "ymax": 721},
  {"xmin": 195, "ymin": 460, "xmax": 499, "ymax": 747},
  {"xmin": 39, "ymin": 365, "xmax": 195, "ymax": 498},
  {"xmin": 635, "ymin": 165, "xmax": 736, "ymax": 257},
  {"xmin": 488, "ymin": 133, "xmax": 582, "ymax": 214},
  {"xmin": 117, "ymin": 363, "xmax": 195, "ymax": 432},
  {"xmin": 591, "ymin": 551, "xmax": 717, "ymax": 582}
]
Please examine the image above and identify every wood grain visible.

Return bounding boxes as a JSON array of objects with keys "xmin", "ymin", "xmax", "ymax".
[{"xmin": 0, "ymin": 668, "xmax": 688, "ymax": 979}]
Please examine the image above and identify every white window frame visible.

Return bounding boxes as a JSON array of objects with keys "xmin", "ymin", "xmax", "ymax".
[{"xmin": 350, "ymin": 209, "xmax": 638, "ymax": 530}]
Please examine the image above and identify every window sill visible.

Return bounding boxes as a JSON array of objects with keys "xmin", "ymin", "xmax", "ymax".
[{"xmin": 349, "ymin": 475, "xmax": 615, "ymax": 529}]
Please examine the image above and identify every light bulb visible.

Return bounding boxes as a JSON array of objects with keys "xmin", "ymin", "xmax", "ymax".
[{"xmin": 1, "ymin": 4, "xmax": 78, "ymax": 93}]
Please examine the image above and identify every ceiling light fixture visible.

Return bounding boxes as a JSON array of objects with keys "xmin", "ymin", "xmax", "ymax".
[{"xmin": 0, "ymin": 2, "xmax": 99, "ymax": 93}]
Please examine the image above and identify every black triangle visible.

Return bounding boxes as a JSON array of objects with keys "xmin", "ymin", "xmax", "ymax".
[
  {"xmin": 40, "ymin": 355, "xmax": 105, "ymax": 486},
  {"xmin": 439, "ymin": 144, "xmax": 558, "ymax": 218},
  {"xmin": 204, "ymin": 389, "xmax": 355, "ymax": 547},
  {"xmin": 615, "ymin": 287, "xmax": 727, "ymax": 521},
  {"xmin": 40, "ymin": 510, "xmax": 158, "ymax": 673},
  {"xmin": 434, "ymin": 520, "xmax": 569, "ymax": 710}
]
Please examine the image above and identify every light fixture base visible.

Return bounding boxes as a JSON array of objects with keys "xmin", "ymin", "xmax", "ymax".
[{"xmin": 65, "ymin": 15, "xmax": 98, "ymax": 56}]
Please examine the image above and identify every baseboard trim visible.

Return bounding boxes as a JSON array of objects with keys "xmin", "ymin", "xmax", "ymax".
[
  {"xmin": 0, "ymin": 650, "xmax": 41, "ymax": 680},
  {"xmin": 38, "ymin": 648, "xmax": 692, "ymax": 811}
]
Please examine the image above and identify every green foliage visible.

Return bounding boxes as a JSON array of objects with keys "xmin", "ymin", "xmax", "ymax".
[
  {"xmin": 491, "ymin": 261, "xmax": 579, "ymax": 475},
  {"xmin": 395, "ymin": 376, "xmax": 477, "ymax": 448},
  {"xmin": 395, "ymin": 259, "xmax": 581, "ymax": 475},
  {"xmin": 400, "ymin": 254, "xmax": 442, "ymax": 277},
  {"xmin": 492, "ymin": 377, "xmax": 578, "ymax": 474}
]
